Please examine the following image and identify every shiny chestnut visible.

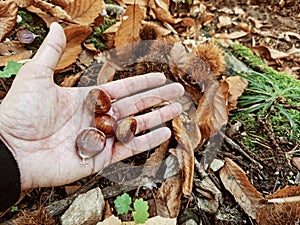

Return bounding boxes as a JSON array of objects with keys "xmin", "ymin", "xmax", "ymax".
[
  {"xmin": 116, "ymin": 117, "xmax": 137, "ymax": 143},
  {"xmin": 76, "ymin": 127, "xmax": 106, "ymax": 163},
  {"xmin": 94, "ymin": 114, "xmax": 117, "ymax": 137},
  {"xmin": 86, "ymin": 89, "xmax": 111, "ymax": 114}
]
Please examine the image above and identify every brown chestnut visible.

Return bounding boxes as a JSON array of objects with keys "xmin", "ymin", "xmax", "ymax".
[
  {"xmin": 17, "ymin": 29, "xmax": 37, "ymax": 44},
  {"xmin": 86, "ymin": 89, "xmax": 111, "ymax": 114},
  {"xmin": 116, "ymin": 117, "xmax": 137, "ymax": 143},
  {"xmin": 94, "ymin": 114, "xmax": 117, "ymax": 137},
  {"xmin": 76, "ymin": 127, "xmax": 106, "ymax": 163}
]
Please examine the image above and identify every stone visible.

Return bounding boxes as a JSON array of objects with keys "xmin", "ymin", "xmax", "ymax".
[{"xmin": 61, "ymin": 187, "xmax": 105, "ymax": 225}]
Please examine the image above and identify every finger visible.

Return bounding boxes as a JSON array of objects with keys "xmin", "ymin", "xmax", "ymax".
[
  {"xmin": 100, "ymin": 73, "xmax": 166, "ymax": 99},
  {"xmin": 30, "ymin": 22, "xmax": 66, "ymax": 71},
  {"xmin": 135, "ymin": 102, "xmax": 182, "ymax": 133},
  {"xmin": 111, "ymin": 127, "xmax": 171, "ymax": 163},
  {"xmin": 112, "ymin": 82, "xmax": 184, "ymax": 118}
]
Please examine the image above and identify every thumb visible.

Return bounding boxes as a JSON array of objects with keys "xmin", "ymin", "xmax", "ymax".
[{"xmin": 30, "ymin": 22, "xmax": 66, "ymax": 71}]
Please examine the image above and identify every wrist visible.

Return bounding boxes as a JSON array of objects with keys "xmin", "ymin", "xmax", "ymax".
[{"xmin": 0, "ymin": 127, "xmax": 32, "ymax": 191}]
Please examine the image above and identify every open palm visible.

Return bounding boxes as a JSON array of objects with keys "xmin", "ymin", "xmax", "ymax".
[{"xmin": 0, "ymin": 23, "xmax": 184, "ymax": 190}]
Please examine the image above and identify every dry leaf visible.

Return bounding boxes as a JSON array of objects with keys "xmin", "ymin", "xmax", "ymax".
[
  {"xmin": 114, "ymin": 4, "xmax": 144, "ymax": 60},
  {"xmin": 0, "ymin": 1, "xmax": 18, "ymax": 41},
  {"xmin": 226, "ymin": 76, "xmax": 248, "ymax": 110},
  {"xmin": 151, "ymin": 7, "xmax": 175, "ymax": 24},
  {"xmin": 27, "ymin": 5, "xmax": 62, "ymax": 27},
  {"xmin": 0, "ymin": 50, "xmax": 32, "ymax": 66},
  {"xmin": 155, "ymin": 173, "xmax": 183, "ymax": 218},
  {"xmin": 219, "ymin": 158, "xmax": 265, "ymax": 219},
  {"xmin": 216, "ymin": 31, "xmax": 248, "ymax": 39},
  {"xmin": 13, "ymin": 0, "xmax": 33, "ymax": 7},
  {"xmin": 64, "ymin": 0, "xmax": 104, "ymax": 25},
  {"xmin": 51, "ymin": 0, "xmax": 70, "ymax": 8},
  {"xmin": 196, "ymin": 82, "xmax": 228, "ymax": 138},
  {"xmin": 33, "ymin": 0, "xmax": 72, "ymax": 22},
  {"xmin": 252, "ymin": 45, "xmax": 290, "ymax": 60},
  {"xmin": 218, "ymin": 15, "xmax": 232, "ymax": 28},
  {"xmin": 55, "ymin": 25, "xmax": 92, "ymax": 72},
  {"xmin": 60, "ymin": 73, "xmax": 82, "ymax": 87},
  {"xmin": 292, "ymin": 157, "xmax": 300, "ymax": 170}
]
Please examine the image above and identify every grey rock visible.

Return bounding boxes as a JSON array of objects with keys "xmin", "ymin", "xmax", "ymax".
[{"xmin": 61, "ymin": 187, "xmax": 105, "ymax": 225}]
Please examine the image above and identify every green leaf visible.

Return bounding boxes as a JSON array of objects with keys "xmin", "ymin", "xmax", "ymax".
[
  {"xmin": 114, "ymin": 193, "xmax": 132, "ymax": 214},
  {"xmin": 132, "ymin": 199, "xmax": 149, "ymax": 224},
  {"xmin": 0, "ymin": 61, "xmax": 22, "ymax": 78}
]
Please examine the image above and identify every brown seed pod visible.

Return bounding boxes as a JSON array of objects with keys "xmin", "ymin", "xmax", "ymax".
[
  {"xmin": 116, "ymin": 117, "xmax": 137, "ymax": 143},
  {"xmin": 17, "ymin": 29, "xmax": 37, "ymax": 44},
  {"xmin": 94, "ymin": 114, "xmax": 117, "ymax": 137},
  {"xmin": 86, "ymin": 89, "xmax": 111, "ymax": 114},
  {"xmin": 76, "ymin": 127, "xmax": 106, "ymax": 163}
]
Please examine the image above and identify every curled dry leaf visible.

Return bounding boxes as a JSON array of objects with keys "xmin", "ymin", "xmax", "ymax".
[
  {"xmin": 172, "ymin": 109, "xmax": 200, "ymax": 195},
  {"xmin": 55, "ymin": 25, "xmax": 92, "ymax": 72},
  {"xmin": 27, "ymin": 5, "xmax": 62, "ymax": 27},
  {"xmin": 219, "ymin": 158, "xmax": 264, "ymax": 219},
  {"xmin": 226, "ymin": 76, "xmax": 248, "ymax": 110},
  {"xmin": 196, "ymin": 82, "xmax": 228, "ymax": 138},
  {"xmin": 0, "ymin": 41, "xmax": 33, "ymax": 66},
  {"xmin": 114, "ymin": 4, "xmax": 144, "ymax": 61},
  {"xmin": 0, "ymin": 1, "xmax": 18, "ymax": 41}
]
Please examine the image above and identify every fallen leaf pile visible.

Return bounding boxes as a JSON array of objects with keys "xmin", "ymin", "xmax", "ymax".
[{"xmin": 0, "ymin": 0, "xmax": 299, "ymax": 224}]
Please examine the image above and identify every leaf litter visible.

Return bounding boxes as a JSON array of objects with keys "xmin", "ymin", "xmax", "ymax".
[{"xmin": 0, "ymin": 0, "xmax": 299, "ymax": 224}]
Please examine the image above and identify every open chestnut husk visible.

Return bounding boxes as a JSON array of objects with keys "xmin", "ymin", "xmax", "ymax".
[
  {"xmin": 76, "ymin": 127, "xmax": 106, "ymax": 163},
  {"xmin": 86, "ymin": 89, "xmax": 111, "ymax": 114}
]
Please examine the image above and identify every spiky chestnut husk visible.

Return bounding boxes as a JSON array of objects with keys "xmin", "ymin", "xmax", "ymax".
[{"xmin": 192, "ymin": 41, "xmax": 226, "ymax": 78}]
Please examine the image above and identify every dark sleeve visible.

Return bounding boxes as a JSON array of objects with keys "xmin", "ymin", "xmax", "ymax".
[{"xmin": 0, "ymin": 140, "xmax": 21, "ymax": 211}]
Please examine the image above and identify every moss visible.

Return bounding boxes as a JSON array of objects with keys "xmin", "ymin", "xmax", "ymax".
[
  {"xmin": 229, "ymin": 43, "xmax": 300, "ymax": 143},
  {"xmin": 85, "ymin": 17, "xmax": 116, "ymax": 51},
  {"xmin": 17, "ymin": 9, "xmax": 48, "ymax": 49}
]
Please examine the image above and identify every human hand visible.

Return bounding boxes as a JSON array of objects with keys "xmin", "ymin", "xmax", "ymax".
[{"xmin": 0, "ymin": 23, "xmax": 184, "ymax": 190}]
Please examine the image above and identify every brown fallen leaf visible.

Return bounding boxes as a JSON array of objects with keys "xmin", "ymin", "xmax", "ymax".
[
  {"xmin": 252, "ymin": 45, "xmax": 290, "ymax": 60},
  {"xmin": 13, "ymin": 0, "xmax": 33, "ymax": 7},
  {"xmin": 97, "ymin": 215, "xmax": 177, "ymax": 225},
  {"xmin": 55, "ymin": 25, "xmax": 92, "ymax": 72},
  {"xmin": 219, "ymin": 157, "xmax": 265, "ymax": 219},
  {"xmin": 60, "ymin": 73, "xmax": 82, "ymax": 87},
  {"xmin": 27, "ymin": 5, "xmax": 62, "ymax": 27},
  {"xmin": 217, "ymin": 15, "xmax": 232, "ymax": 28},
  {"xmin": 155, "ymin": 173, "xmax": 183, "ymax": 218},
  {"xmin": 216, "ymin": 31, "xmax": 248, "ymax": 40},
  {"xmin": 226, "ymin": 76, "xmax": 248, "ymax": 110},
  {"xmin": 33, "ymin": 0, "xmax": 72, "ymax": 22},
  {"xmin": 114, "ymin": 4, "xmax": 144, "ymax": 61},
  {"xmin": 196, "ymin": 82, "xmax": 228, "ymax": 138},
  {"xmin": 64, "ymin": 0, "xmax": 104, "ymax": 25},
  {"xmin": 0, "ymin": 1, "xmax": 18, "ymax": 41},
  {"xmin": 0, "ymin": 50, "xmax": 32, "ymax": 66}
]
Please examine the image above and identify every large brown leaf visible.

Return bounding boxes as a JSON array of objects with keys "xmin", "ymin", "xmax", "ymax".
[
  {"xmin": 219, "ymin": 158, "xmax": 264, "ymax": 219},
  {"xmin": 0, "ymin": 1, "xmax": 18, "ymax": 41},
  {"xmin": 114, "ymin": 4, "xmax": 144, "ymax": 60},
  {"xmin": 0, "ymin": 42, "xmax": 32, "ymax": 66},
  {"xmin": 64, "ymin": 0, "xmax": 104, "ymax": 25},
  {"xmin": 13, "ymin": 0, "xmax": 33, "ymax": 7},
  {"xmin": 226, "ymin": 76, "xmax": 248, "ymax": 110},
  {"xmin": 196, "ymin": 82, "xmax": 228, "ymax": 138},
  {"xmin": 55, "ymin": 25, "xmax": 92, "ymax": 72}
]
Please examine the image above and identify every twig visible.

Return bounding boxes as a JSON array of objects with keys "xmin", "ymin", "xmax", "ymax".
[{"xmin": 220, "ymin": 133, "xmax": 264, "ymax": 169}]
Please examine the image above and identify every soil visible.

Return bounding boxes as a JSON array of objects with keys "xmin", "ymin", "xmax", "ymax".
[{"xmin": 0, "ymin": 0, "xmax": 299, "ymax": 224}]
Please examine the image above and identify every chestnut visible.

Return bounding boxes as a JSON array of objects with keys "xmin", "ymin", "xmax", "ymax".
[
  {"xmin": 17, "ymin": 29, "xmax": 37, "ymax": 44},
  {"xmin": 116, "ymin": 117, "xmax": 137, "ymax": 143},
  {"xmin": 86, "ymin": 89, "xmax": 111, "ymax": 114},
  {"xmin": 76, "ymin": 127, "xmax": 106, "ymax": 163},
  {"xmin": 94, "ymin": 114, "xmax": 117, "ymax": 137}
]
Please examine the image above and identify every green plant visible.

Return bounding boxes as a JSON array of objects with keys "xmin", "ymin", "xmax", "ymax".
[
  {"xmin": 10, "ymin": 205, "xmax": 18, "ymax": 212},
  {"xmin": 230, "ymin": 43, "xmax": 300, "ymax": 141},
  {"xmin": 0, "ymin": 61, "xmax": 22, "ymax": 78},
  {"xmin": 85, "ymin": 17, "xmax": 116, "ymax": 50},
  {"xmin": 114, "ymin": 193, "xmax": 149, "ymax": 224}
]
